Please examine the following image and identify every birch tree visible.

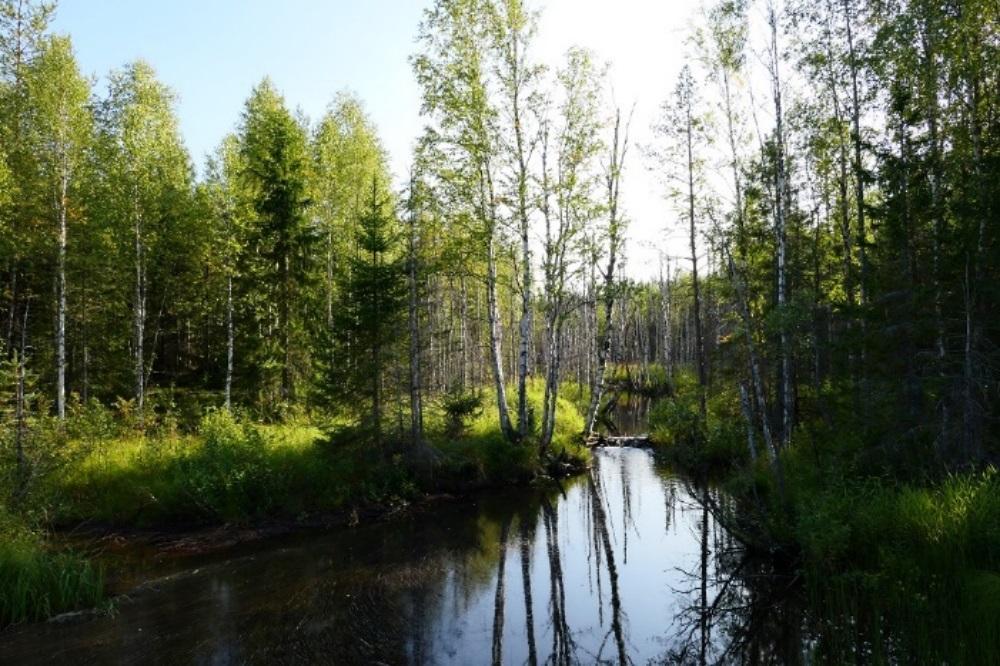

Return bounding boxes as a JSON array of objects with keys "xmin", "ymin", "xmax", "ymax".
[
  {"xmin": 98, "ymin": 61, "xmax": 191, "ymax": 422},
  {"xmin": 584, "ymin": 107, "xmax": 629, "ymax": 437},
  {"xmin": 539, "ymin": 48, "xmax": 603, "ymax": 452},
  {"xmin": 489, "ymin": 0, "xmax": 543, "ymax": 439},
  {"xmin": 26, "ymin": 35, "xmax": 91, "ymax": 420},
  {"xmin": 413, "ymin": 0, "xmax": 515, "ymax": 441}
]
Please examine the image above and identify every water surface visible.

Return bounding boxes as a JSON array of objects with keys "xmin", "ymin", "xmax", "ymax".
[{"xmin": 1, "ymin": 446, "xmax": 804, "ymax": 664}]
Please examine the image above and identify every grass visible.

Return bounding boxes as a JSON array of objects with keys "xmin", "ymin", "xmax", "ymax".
[
  {"xmin": 1, "ymin": 381, "xmax": 590, "ymax": 626},
  {"xmin": 789, "ymin": 467, "xmax": 1000, "ymax": 664},
  {"xmin": 427, "ymin": 381, "xmax": 590, "ymax": 485},
  {"xmin": 647, "ymin": 372, "xmax": 1000, "ymax": 664},
  {"xmin": 47, "ymin": 412, "xmax": 416, "ymax": 526},
  {"xmin": 43, "ymin": 381, "xmax": 589, "ymax": 528},
  {"xmin": 0, "ymin": 510, "xmax": 104, "ymax": 628}
]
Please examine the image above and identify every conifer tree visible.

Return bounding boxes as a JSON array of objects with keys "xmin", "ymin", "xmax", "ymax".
[{"xmin": 330, "ymin": 179, "xmax": 406, "ymax": 450}]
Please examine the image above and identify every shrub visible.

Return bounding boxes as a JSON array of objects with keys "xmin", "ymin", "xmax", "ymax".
[
  {"xmin": 649, "ymin": 398, "xmax": 704, "ymax": 449},
  {"xmin": 182, "ymin": 409, "xmax": 272, "ymax": 522}
]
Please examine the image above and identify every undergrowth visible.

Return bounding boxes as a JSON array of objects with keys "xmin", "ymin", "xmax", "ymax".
[{"xmin": 647, "ymin": 370, "xmax": 1000, "ymax": 664}]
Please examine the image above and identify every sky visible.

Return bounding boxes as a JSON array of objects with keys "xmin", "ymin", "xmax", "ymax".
[{"xmin": 52, "ymin": 0, "xmax": 705, "ymax": 278}]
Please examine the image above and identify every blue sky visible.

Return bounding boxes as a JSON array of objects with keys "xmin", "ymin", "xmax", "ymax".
[
  {"xmin": 52, "ymin": 0, "xmax": 705, "ymax": 275},
  {"xmin": 53, "ymin": 0, "xmax": 426, "ymax": 178}
]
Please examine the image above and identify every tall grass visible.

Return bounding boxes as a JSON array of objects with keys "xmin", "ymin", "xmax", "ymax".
[
  {"xmin": 46, "ymin": 410, "xmax": 407, "ymax": 526},
  {"xmin": 792, "ymin": 468, "xmax": 1000, "ymax": 663},
  {"xmin": 648, "ymin": 372, "xmax": 1000, "ymax": 663},
  {"xmin": 426, "ymin": 380, "xmax": 590, "ymax": 485},
  {"xmin": 0, "ymin": 512, "xmax": 103, "ymax": 627},
  {"xmin": 1, "ymin": 385, "xmax": 590, "ymax": 625},
  {"xmin": 44, "ymin": 382, "xmax": 589, "ymax": 527}
]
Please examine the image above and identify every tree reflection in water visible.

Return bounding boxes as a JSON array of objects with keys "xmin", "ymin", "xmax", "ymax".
[
  {"xmin": 587, "ymin": 462, "xmax": 630, "ymax": 665},
  {"xmin": 519, "ymin": 512, "xmax": 538, "ymax": 666},
  {"xmin": 491, "ymin": 517, "xmax": 510, "ymax": 665},
  {"xmin": 541, "ymin": 495, "xmax": 574, "ymax": 664},
  {"xmin": 3, "ymin": 448, "xmax": 820, "ymax": 665},
  {"xmin": 660, "ymin": 479, "xmax": 809, "ymax": 665}
]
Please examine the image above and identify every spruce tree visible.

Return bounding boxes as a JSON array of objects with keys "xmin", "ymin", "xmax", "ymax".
[{"xmin": 329, "ymin": 179, "xmax": 405, "ymax": 450}]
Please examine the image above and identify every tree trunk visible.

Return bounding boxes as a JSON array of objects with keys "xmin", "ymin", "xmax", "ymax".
[
  {"xmin": 726, "ymin": 248, "xmax": 780, "ymax": 473},
  {"xmin": 843, "ymin": 0, "xmax": 868, "ymax": 306},
  {"xmin": 739, "ymin": 382, "xmax": 758, "ymax": 464},
  {"xmin": 585, "ymin": 111, "xmax": 628, "ymax": 437},
  {"xmin": 407, "ymin": 185, "xmax": 424, "ymax": 449},
  {"xmin": 56, "ymin": 166, "xmax": 68, "ymax": 420},
  {"xmin": 133, "ymin": 202, "xmax": 145, "ymax": 422},
  {"xmin": 513, "ymin": 68, "xmax": 532, "ymax": 442},
  {"xmin": 922, "ymin": 30, "xmax": 949, "ymax": 451},
  {"xmin": 686, "ymin": 101, "xmax": 708, "ymax": 420},
  {"xmin": 281, "ymin": 252, "xmax": 292, "ymax": 402},
  {"xmin": 225, "ymin": 274, "xmax": 234, "ymax": 411},
  {"xmin": 486, "ymin": 227, "xmax": 514, "ymax": 440},
  {"xmin": 769, "ymin": 3, "xmax": 794, "ymax": 448}
]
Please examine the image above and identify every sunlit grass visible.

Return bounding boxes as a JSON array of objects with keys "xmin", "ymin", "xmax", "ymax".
[
  {"xmin": 42, "ymin": 383, "xmax": 588, "ymax": 527},
  {"xmin": 2, "ymin": 387, "xmax": 591, "ymax": 625},
  {"xmin": 46, "ymin": 413, "xmax": 347, "ymax": 526},
  {"xmin": 427, "ymin": 380, "xmax": 590, "ymax": 484}
]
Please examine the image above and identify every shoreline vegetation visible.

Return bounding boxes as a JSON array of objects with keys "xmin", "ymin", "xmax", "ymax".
[
  {"xmin": 647, "ymin": 369, "xmax": 1000, "ymax": 663},
  {"xmin": 2, "ymin": 0, "xmax": 998, "ymax": 659},
  {"xmin": 1, "ymin": 381, "xmax": 590, "ymax": 628}
]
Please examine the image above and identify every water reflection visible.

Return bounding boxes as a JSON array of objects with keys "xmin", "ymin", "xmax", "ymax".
[
  {"xmin": 1, "ymin": 448, "xmax": 814, "ymax": 665},
  {"xmin": 601, "ymin": 394, "xmax": 651, "ymax": 436}
]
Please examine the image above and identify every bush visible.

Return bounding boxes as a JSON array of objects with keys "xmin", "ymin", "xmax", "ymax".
[{"xmin": 181, "ymin": 409, "xmax": 272, "ymax": 521}]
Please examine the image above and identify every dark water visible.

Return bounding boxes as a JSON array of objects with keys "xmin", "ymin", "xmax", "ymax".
[
  {"xmin": 0, "ymin": 420, "xmax": 809, "ymax": 664},
  {"xmin": 601, "ymin": 395, "xmax": 652, "ymax": 436}
]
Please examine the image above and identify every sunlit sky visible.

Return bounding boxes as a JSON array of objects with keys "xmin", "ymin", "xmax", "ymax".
[{"xmin": 53, "ymin": 0, "xmax": 707, "ymax": 278}]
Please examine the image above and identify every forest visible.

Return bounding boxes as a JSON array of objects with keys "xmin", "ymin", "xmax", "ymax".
[{"xmin": 1, "ymin": 0, "xmax": 999, "ymax": 663}]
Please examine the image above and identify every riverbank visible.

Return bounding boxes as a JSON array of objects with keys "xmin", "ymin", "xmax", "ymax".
[
  {"xmin": 2, "ymin": 448, "xmax": 746, "ymax": 664},
  {"xmin": 647, "ymin": 374, "xmax": 1000, "ymax": 663},
  {"xmin": 0, "ymin": 383, "xmax": 590, "ymax": 628}
]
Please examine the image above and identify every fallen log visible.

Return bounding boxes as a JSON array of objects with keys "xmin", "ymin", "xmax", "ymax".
[{"xmin": 586, "ymin": 433, "xmax": 653, "ymax": 449}]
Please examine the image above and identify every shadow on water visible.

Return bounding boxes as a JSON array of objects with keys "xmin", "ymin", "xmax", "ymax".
[
  {"xmin": 2, "ymin": 404, "xmax": 824, "ymax": 665},
  {"xmin": 599, "ymin": 393, "xmax": 651, "ymax": 437}
]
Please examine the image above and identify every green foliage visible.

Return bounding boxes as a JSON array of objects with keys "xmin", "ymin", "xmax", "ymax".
[
  {"xmin": 607, "ymin": 363, "xmax": 672, "ymax": 397},
  {"xmin": 324, "ymin": 181, "xmax": 405, "ymax": 442},
  {"xmin": 648, "ymin": 370, "xmax": 709, "ymax": 466},
  {"xmin": 236, "ymin": 79, "xmax": 317, "ymax": 409},
  {"xmin": 0, "ymin": 510, "xmax": 103, "ymax": 628},
  {"xmin": 442, "ymin": 389, "xmax": 483, "ymax": 437},
  {"xmin": 430, "ymin": 381, "xmax": 590, "ymax": 485},
  {"xmin": 781, "ymin": 466, "xmax": 1000, "ymax": 664}
]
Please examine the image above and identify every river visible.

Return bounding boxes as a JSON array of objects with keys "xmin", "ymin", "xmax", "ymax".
[{"xmin": 1, "ymin": 416, "xmax": 809, "ymax": 664}]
